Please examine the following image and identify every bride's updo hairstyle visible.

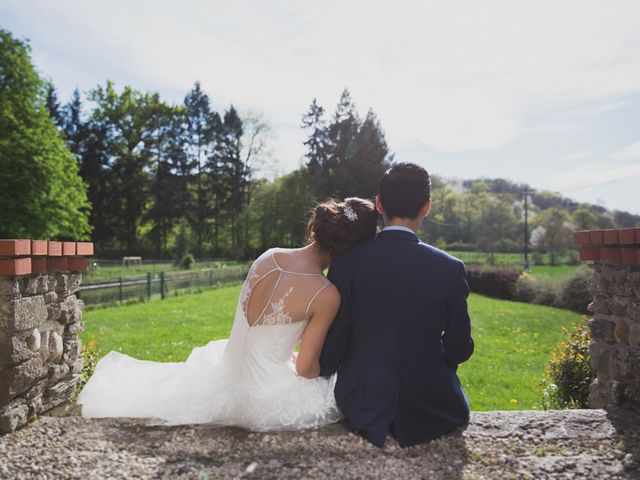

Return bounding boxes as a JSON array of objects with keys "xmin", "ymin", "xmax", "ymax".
[{"xmin": 307, "ymin": 197, "xmax": 379, "ymax": 256}]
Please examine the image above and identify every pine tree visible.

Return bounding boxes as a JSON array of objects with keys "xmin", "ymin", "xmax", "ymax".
[
  {"xmin": 44, "ymin": 81, "xmax": 64, "ymax": 128},
  {"xmin": 184, "ymin": 82, "xmax": 220, "ymax": 256},
  {"xmin": 0, "ymin": 29, "xmax": 92, "ymax": 239},
  {"xmin": 301, "ymin": 98, "xmax": 328, "ymax": 175}
]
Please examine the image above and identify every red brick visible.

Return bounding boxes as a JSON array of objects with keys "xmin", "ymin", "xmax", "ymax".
[
  {"xmin": 46, "ymin": 257, "xmax": 68, "ymax": 272},
  {"xmin": 68, "ymin": 257, "xmax": 88, "ymax": 272},
  {"xmin": 580, "ymin": 247, "xmax": 600, "ymax": 261},
  {"xmin": 589, "ymin": 230, "xmax": 604, "ymax": 245},
  {"xmin": 637, "ymin": 227, "xmax": 640, "ymax": 243},
  {"xmin": 572, "ymin": 230, "xmax": 590, "ymax": 245},
  {"xmin": 31, "ymin": 240, "xmax": 48, "ymax": 256},
  {"xmin": 0, "ymin": 258, "xmax": 31, "ymax": 276},
  {"xmin": 601, "ymin": 247, "xmax": 622, "ymax": 263},
  {"xmin": 62, "ymin": 241, "xmax": 76, "ymax": 256},
  {"xmin": 603, "ymin": 229, "xmax": 619, "ymax": 245},
  {"xmin": 621, "ymin": 248, "xmax": 639, "ymax": 264},
  {"xmin": 75, "ymin": 242, "xmax": 94, "ymax": 256},
  {"xmin": 31, "ymin": 257, "xmax": 47, "ymax": 274},
  {"xmin": 0, "ymin": 239, "xmax": 31, "ymax": 256},
  {"xmin": 48, "ymin": 241, "xmax": 62, "ymax": 256},
  {"xmin": 619, "ymin": 228, "xmax": 637, "ymax": 244}
]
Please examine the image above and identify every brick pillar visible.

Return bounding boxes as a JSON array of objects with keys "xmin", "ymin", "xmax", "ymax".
[
  {"xmin": 573, "ymin": 228, "xmax": 640, "ymax": 410},
  {"xmin": 0, "ymin": 239, "xmax": 93, "ymax": 433}
]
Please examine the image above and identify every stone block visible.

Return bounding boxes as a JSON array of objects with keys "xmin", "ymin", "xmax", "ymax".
[
  {"xmin": 611, "ymin": 282, "xmax": 633, "ymax": 297},
  {"xmin": 0, "ymin": 399, "xmax": 29, "ymax": 433},
  {"xmin": 600, "ymin": 264, "xmax": 628, "ymax": 284},
  {"xmin": 631, "ymin": 271, "xmax": 640, "ymax": 298},
  {"xmin": 628, "ymin": 302, "xmax": 640, "ymax": 322},
  {"xmin": 43, "ymin": 291, "xmax": 57, "ymax": 304},
  {"xmin": 0, "ymin": 332, "xmax": 37, "ymax": 366},
  {"xmin": 46, "ymin": 302, "xmax": 61, "ymax": 322},
  {"xmin": 42, "ymin": 375, "xmax": 80, "ymax": 412},
  {"xmin": 69, "ymin": 357, "xmax": 83, "ymax": 375},
  {"xmin": 589, "ymin": 318, "xmax": 616, "ymax": 344},
  {"xmin": 590, "ymin": 341, "xmax": 611, "ymax": 374},
  {"xmin": 0, "ymin": 295, "xmax": 47, "ymax": 331},
  {"xmin": 59, "ymin": 295, "xmax": 82, "ymax": 325},
  {"xmin": 610, "ymin": 380, "xmax": 626, "ymax": 404},
  {"xmin": 47, "ymin": 363, "xmax": 70, "ymax": 385},
  {"xmin": 63, "ymin": 339, "xmax": 80, "ymax": 358},
  {"xmin": 588, "ymin": 296, "xmax": 610, "ymax": 315},
  {"xmin": 608, "ymin": 296, "xmax": 633, "ymax": 317},
  {"xmin": 65, "ymin": 321, "xmax": 84, "ymax": 336},
  {"xmin": 588, "ymin": 379, "xmax": 610, "ymax": 408},
  {"xmin": 614, "ymin": 317, "xmax": 630, "ymax": 345},
  {"xmin": 39, "ymin": 331, "xmax": 50, "ymax": 362},
  {"xmin": 629, "ymin": 323, "xmax": 640, "ymax": 351},
  {"xmin": 0, "ymin": 278, "xmax": 20, "ymax": 300},
  {"xmin": 48, "ymin": 331, "xmax": 63, "ymax": 361},
  {"xmin": 0, "ymin": 357, "xmax": 44, "ymax": 403},
  {"xmin": 25, "ymin": 328, "xmax": 40, "ymax": 352},
  {"xmin": 609, "ymin": 345, "xmax": 638, "ymax": 380},
  {"xmin": 587, "ymin": 273, "xmax": 609, "ymax": 296}
]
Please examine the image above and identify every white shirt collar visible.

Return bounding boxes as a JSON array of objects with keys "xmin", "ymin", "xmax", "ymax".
[{"xmin": 381, "ymin": 225, "xmax": 416, "ymax": 235}]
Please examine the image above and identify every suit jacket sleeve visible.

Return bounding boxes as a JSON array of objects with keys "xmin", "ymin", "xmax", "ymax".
[
  {"xmin": 319, "ymin": 257, "xmax": 350, "ymax": 377},
  {"xmin": 442, "ymin": 260, "xmax": 474, "ymax": 367}
]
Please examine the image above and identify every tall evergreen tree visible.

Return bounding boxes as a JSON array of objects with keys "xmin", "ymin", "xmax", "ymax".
[
  {"xmin": 301, "ymin": 98, "xmax": 328, "ymax": 175},
  {"xmin": 0, "ymin": 29, "xmax": 91, "ymax": 239},
  {"xmin": 44, "ymin": 81, "xmax": 64, "ymax": 128},
  {"xmin": 184, "ymin": 82, "xmax": 220, "ymax": 256}
]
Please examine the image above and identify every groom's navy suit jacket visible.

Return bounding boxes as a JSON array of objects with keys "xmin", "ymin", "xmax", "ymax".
[{"xmin": 319, "ymin": 229, "xmax": 474, "ymax": 447}]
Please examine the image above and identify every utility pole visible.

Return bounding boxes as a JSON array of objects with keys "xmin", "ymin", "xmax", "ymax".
[{"xmin": 523, "ymin": 187, "xmax": 530, "ymax": 272}]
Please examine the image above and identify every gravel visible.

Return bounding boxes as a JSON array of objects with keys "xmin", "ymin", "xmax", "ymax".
[{"xmin": 1, "ymin": 408, "xmax": 639, "ymax": 479}]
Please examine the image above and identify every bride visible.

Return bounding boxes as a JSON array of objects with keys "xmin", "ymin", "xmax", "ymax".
[{"xmin": 77, "ymin": 197, "xmax": 379, "ymax": 431}]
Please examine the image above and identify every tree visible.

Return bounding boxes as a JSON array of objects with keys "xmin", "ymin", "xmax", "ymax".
[
  {"xmin": 536, "ymin": 207, "xmax": 573, "ymax": 265},
  {"xmin": 44, "ymin": 81, "xmax": 64, "ymax": 127},
  {"xmin": 302, "ymin": 90, "xmax": 392, "ymax": 200},
  {"xmin": 475, "ymin": 194, "xmax": 519, "ymax": 264},
  {"xmin": 184, "ymin": 82, "xmax": 220, "ymax": 256},
  {"xmin": 0, "ymin": 29, "xmax": 91, "ymax": 240},
  {"xmin": 88, "ymin": 81, "xmax": 166, "ymax": 252}
]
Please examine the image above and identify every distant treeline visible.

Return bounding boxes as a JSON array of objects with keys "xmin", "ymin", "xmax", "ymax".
[{"xmin": 2, "ymin": 28, "xmax": 637, "ymax": 263}]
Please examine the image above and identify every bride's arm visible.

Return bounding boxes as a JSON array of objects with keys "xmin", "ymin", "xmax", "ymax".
[{"xmin": 295, "ymin": 285, "xmax": 340, "ymax": 379}]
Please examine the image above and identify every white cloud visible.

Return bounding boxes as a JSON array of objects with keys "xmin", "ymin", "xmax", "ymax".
[{"xmin": 611, "ymin": 141, "xmax": 640, "ymax": 160}]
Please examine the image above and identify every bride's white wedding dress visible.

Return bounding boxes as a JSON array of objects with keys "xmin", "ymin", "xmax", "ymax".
[{"xmin": 77, "ymin": 248, "xmax": 341, "ymax": 430}]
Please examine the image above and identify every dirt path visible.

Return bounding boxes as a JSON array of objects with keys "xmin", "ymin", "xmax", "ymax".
[{"xmin": 1, "ymin": 409, "xmax": 639, "ymax": 479}]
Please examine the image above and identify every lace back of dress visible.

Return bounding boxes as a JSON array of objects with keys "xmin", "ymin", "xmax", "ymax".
[{"xmin": 241, "ymin": 250, "xmax": 329, "ymax": 327}]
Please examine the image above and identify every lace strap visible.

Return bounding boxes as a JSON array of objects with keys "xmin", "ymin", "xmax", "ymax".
[{"xmin": 305, "ymin": 282, "xmax": 331, "ymax": 321}]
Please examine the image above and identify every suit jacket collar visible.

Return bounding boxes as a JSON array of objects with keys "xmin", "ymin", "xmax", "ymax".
[{"xmin": 376, "ymin": 228, "xmax": 420, "ymax": 242}]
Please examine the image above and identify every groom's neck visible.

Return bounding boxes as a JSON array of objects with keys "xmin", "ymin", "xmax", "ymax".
[{"xmin": 383, "ymin": 216, "xmax": 423, "ymax": 234}]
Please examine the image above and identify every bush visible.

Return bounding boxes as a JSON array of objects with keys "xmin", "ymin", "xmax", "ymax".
[
  {"xmin": 74, "ymin": 340, "xmax": 100, "ymax": 400},
  {"xmin": 555, "ymin": 267, "xmax": 592, "ymax": 314},
  {"xmin": 566, "ymin": 249, "xmax": 580, "ymax": 266},
  {"xmin": 541, "ymin": 320, "xmax": 595, "ymax": 409},
  {"xmin": 513, "ymin": 272, "xmax": 557, "ymax": 305},
  {"xmin": 465, "ymin": 267, "xmax": 521, "ymax": 299},
  {"xmin": 513, "ymin": 267, "xmax": 592, "ymax": 313},
  {"xmin": 177, "ymin": 253, "xmax": 195, "ymax": 269}
]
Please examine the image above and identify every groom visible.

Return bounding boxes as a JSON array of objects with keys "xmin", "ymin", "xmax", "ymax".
[{"xmin": 319, "ymin": 162, "xmax": 474, "ymax": 448}]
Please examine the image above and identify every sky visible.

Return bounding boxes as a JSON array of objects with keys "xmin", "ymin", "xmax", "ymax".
[{"xmin": 2, "ymin": 0, "xmax": 640, "ymax": 214}]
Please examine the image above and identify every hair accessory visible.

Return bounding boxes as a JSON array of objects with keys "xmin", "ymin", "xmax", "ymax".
[{"xmin": 343, "ymin": 204, "xmax": 358, "ymax": 221}]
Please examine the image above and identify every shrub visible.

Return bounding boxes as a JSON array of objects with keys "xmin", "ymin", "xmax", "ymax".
[
  {"xmin": 555, "ymin": 267, "xmax": 592, "ymax": 314},
  {"xmin": 541, "ymin": 320, "xmax": 595, "ymax": 409},
  {"xmin": 513, "ymin": 272, "xmax": 557, "ymax": 305},
  {"xmin": 513, "ymin": 267, "xmax": 591, "ymax": 314},
  {"xmin": 74, "ymin": 340, "xmax": 100, "ymax": 400},
  {"xmin": 566, "ymin": 249, "xmax": 580, "ymax": 266},
  {"xmin": 465, "ymin": 267, "xmax": 521, "ymax": 299},
  {"xmin": 177, "ymin": 253, "xmax": 195, "ymax": 269}
]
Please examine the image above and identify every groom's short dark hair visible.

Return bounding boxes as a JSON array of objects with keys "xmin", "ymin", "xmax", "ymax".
[{"xmin": 379, "ymin": 162, "xmax": 431, "ymax": 219}]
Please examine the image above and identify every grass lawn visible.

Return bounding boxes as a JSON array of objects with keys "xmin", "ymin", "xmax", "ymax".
[{"xmin": 80, "ymin": 284, "xmax": 584, "ymax": 411}]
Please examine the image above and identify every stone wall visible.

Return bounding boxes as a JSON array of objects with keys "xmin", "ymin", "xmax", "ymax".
[
  {"xmin": 573, "ymin": 228, "xmax": 640, "ymax": 410},
  {"xmin": 0, "ymin": 239, "xmax": 93, "ymax": 433}
]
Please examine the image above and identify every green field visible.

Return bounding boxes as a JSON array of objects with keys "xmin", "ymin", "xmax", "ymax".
[{"xmin": 80, "ymin": 284, "xmax": 583, "ymax": 411}]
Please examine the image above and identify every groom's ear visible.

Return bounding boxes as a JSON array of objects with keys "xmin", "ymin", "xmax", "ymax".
[{"xmin": 421, "ymin": 200, "xmax": 432, "ymax": 218}]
